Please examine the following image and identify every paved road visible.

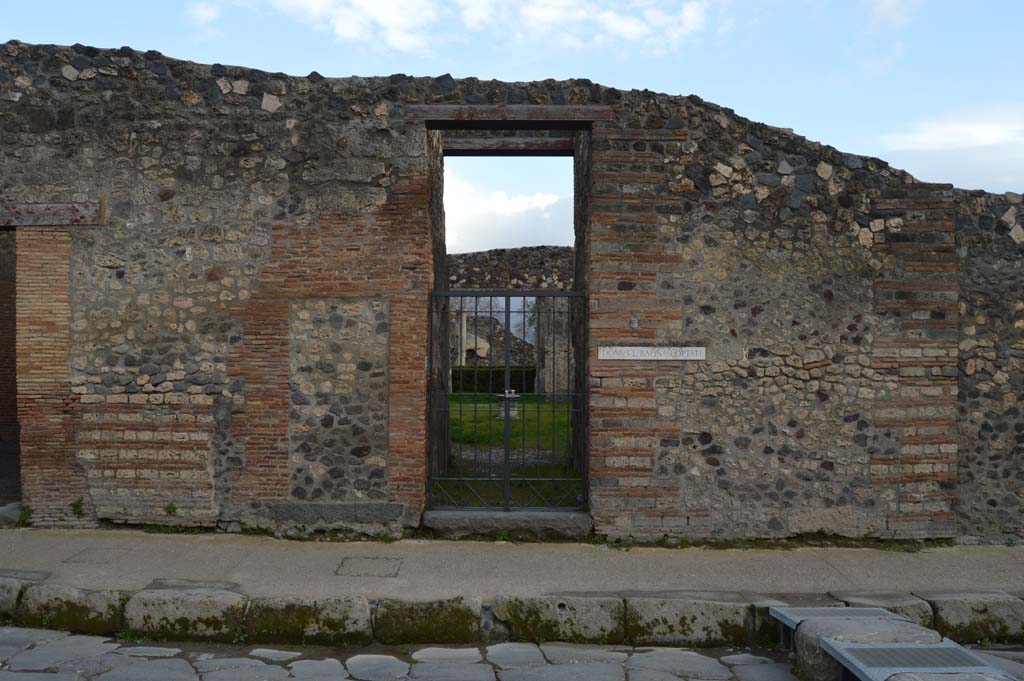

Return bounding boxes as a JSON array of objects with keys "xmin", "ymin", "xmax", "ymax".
[
  {"xmin": 3, "ymin": 627, "xmax": 1023, "ymax": 681},
  {"xmin": 0, "ymin": 626, "xmax": 800, "ymax": 680},
  {"xmin": 1, "ymin": 529, "xmax": 1022, "ymax": 600}
]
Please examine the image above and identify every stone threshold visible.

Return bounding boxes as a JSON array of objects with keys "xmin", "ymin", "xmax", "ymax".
[
  {"xmin": 421, "ymin": 510, "xmax": 593, "ymax": 539},
  {"xmin": 1, "ymin": 573, "xmax": 1023, "ymax": 648}
]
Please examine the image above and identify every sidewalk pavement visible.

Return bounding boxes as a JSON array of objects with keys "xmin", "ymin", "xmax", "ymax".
[{"xmin": 2, "ymin": 529, "xmax": 1022, "ymax": 600}]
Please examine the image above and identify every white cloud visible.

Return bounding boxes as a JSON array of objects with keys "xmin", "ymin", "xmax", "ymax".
[
  {"xmin": 188, "ymin": 0, "xmax": 222, "ymax": 25},
  {"xmin": 268, "ymin": 0, "xmax": 714, "ymax": 53},
  {"xmin": 454, "ymin": 0, "xmax": 499, "ymax": 30},
  {"xmin": 443, "ymin": 167, "xmax": 573, "ymax": 253},
  {"xmin": 880, "ymin": 104, "xmax": 1024, "ymax": 192},
  {"xmin": 881, "ymin": 104, "xmax": 1024, "ymax": 150},
  {"xmin": 187, "ymin": 1, "xmax": 224, "ymax": 39},
  {"xmin": 270, "ymin": 0, "xmax": 439, "ymax": 52},
  {"xmin": 868, "ymin": 0, "xmax": 922, "ymax": 27}
]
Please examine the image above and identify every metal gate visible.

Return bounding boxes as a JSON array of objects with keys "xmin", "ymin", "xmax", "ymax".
[{"xmin": 428, "ymin": 290, "xmax": 586, "ymax": 510}]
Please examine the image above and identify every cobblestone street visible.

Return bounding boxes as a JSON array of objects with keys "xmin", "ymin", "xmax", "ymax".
[
  {"xmin": 0, "ymin": 626, "xmax": 810, "ymax": 681},
  {"xmin": 3, "ymin": 626, "xmax": 1021, "ymax": 681}
]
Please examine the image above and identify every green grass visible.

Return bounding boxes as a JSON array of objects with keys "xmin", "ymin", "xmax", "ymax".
[
  {"xmin": 448, "ymin": 394, "xmax": 573, "ymax": 456},
  {"xmin": 434, "ymin": 394, "xmax": 582, "ymax": 508}
]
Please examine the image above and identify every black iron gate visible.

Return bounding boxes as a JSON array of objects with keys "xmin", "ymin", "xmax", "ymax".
[{"xmin": 428, "ymin": 290, "xmax": 586, "ymax": 510}]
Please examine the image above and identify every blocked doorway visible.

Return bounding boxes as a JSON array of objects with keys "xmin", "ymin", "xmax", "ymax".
[
  {"xmin": 0, "ymin": 228, "xmax": 19, "ymax": 504},
  {"xmin": 421, "ymin": 108, "xmax": 597, "ymax": 511}
]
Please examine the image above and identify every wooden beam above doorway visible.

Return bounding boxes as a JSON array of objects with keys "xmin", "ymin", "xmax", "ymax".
[
  {"xmin": 443, "ymin": 136, "xmax": 575, "ymax": 156},
  {"xmin": 409, "ymin": 105, "xmax": 613, "ymax": 130}
]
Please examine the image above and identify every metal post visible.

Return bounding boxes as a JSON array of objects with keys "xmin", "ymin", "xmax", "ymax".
[{"xmin": 503, "ymin": 295, "xmax": 512, "ymax": 511}]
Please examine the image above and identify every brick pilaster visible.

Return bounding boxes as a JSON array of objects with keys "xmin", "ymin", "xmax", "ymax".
[{"xmin": 869, "ymin": 183, "xmax": 959, "ymax": 537}]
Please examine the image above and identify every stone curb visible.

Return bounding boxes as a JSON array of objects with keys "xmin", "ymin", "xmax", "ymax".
[{"xmin": 4, "ymin": 576, "xmax": 1024, "ymax": 647}]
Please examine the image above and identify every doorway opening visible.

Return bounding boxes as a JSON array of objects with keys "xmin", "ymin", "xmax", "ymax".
[{"xmin": 425, "ymin": 121, "xmax": 592, "ymax": 511}]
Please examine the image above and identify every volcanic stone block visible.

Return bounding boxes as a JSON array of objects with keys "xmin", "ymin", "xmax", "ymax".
[
  {"xmin": 831, "ymin": 591, "xmax": 934, "ymax": 627},
  {"xmin": 245, "ymin": 595, "xmax": 372, "ymax": 645},
  {"xmin": 124, "ymin": 588, "xmax": 247, "ymax": 643},
  {"xmin": 0, "ymin": 577, "xmax": 30, "ymax": 617},
  {"xmin": 795, "ymin": 617, "xmax": 941, "ymax": 681},
  {"xmin": 748, "ymin": 593, "xmax": 845, "ymax": 645},
  {"xmin": 17, "ymin": 583, "xmax": 124, "ymax": 634},
  {"xmin": 374, "ymin": 597, "xmax": 483, "ymax": 644},
  {"xmin": 919, "ymin": 591, "xmax": 1024, "ymax": 642},
  {"xmin": 624, "ymin": 591, "xmax": 750, "ymax": 645},
  {"xmin": 491, "ymin": 595, "xmax": 625, "ymax": 644}
]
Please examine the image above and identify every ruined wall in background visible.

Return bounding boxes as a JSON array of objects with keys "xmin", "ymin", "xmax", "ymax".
[
  {"xmin": 956, "ymin": 190, "xmax": 1024, "ymax": 539},
  {"xmin": 447, "ymin": 246, "xmax": 574, "ymax": 290}
]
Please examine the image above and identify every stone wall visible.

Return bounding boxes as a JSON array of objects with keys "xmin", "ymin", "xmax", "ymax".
[
  {"xmin": 447, "ymin": 246, "xmax": 573, "ymax": 290},
  {"xmin": 0, "ymin": 39, "xmax": 1019, "ymax": 539},
  {"xmin": 955, "ymin": 190, "xmax": 1024, "ymax": 539}
]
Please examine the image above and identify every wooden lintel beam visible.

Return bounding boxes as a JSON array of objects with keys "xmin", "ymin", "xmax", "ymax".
[
  {"xmin": 409, "ymin": 105, "xmax": 613, "ymax": 130},
  {"xmin": 0, "ymin": 202, "xmax": 104, "ymax": 227},
  {"xmin": 443, "ymin": 136, "xmax": 575, "ymax": 156}
]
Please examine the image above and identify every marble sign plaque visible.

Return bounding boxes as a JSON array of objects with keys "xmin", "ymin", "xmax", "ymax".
[{"xmin": 598, "ymin": 346, "xmax": 706, "ymax": 361}]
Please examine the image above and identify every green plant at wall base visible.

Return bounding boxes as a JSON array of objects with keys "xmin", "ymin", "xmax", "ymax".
[
  {"xmin": 495, "ymin": 530, "xmax": 510, "ymax": 542},
  {"xmin": 164, "ymin": 503, "xmax": 177, "ymax": 516},
  {"xmin": 16, "ymin": 505, "xmax": 32, "ymax": 527},
  {"xmin": 70, "ymin": 497, "xmax": 85, "ymax": 518}
]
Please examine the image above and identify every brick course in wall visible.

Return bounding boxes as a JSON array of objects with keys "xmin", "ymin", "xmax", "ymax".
[{"xmin": 868, "ymin": 184, "xmax": 959, "ymax": 538}]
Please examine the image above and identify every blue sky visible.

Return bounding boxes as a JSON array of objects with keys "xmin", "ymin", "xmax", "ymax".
[{"xmin": 5, "ymin": 0, "xmax": 1023, "ymax": 252}]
